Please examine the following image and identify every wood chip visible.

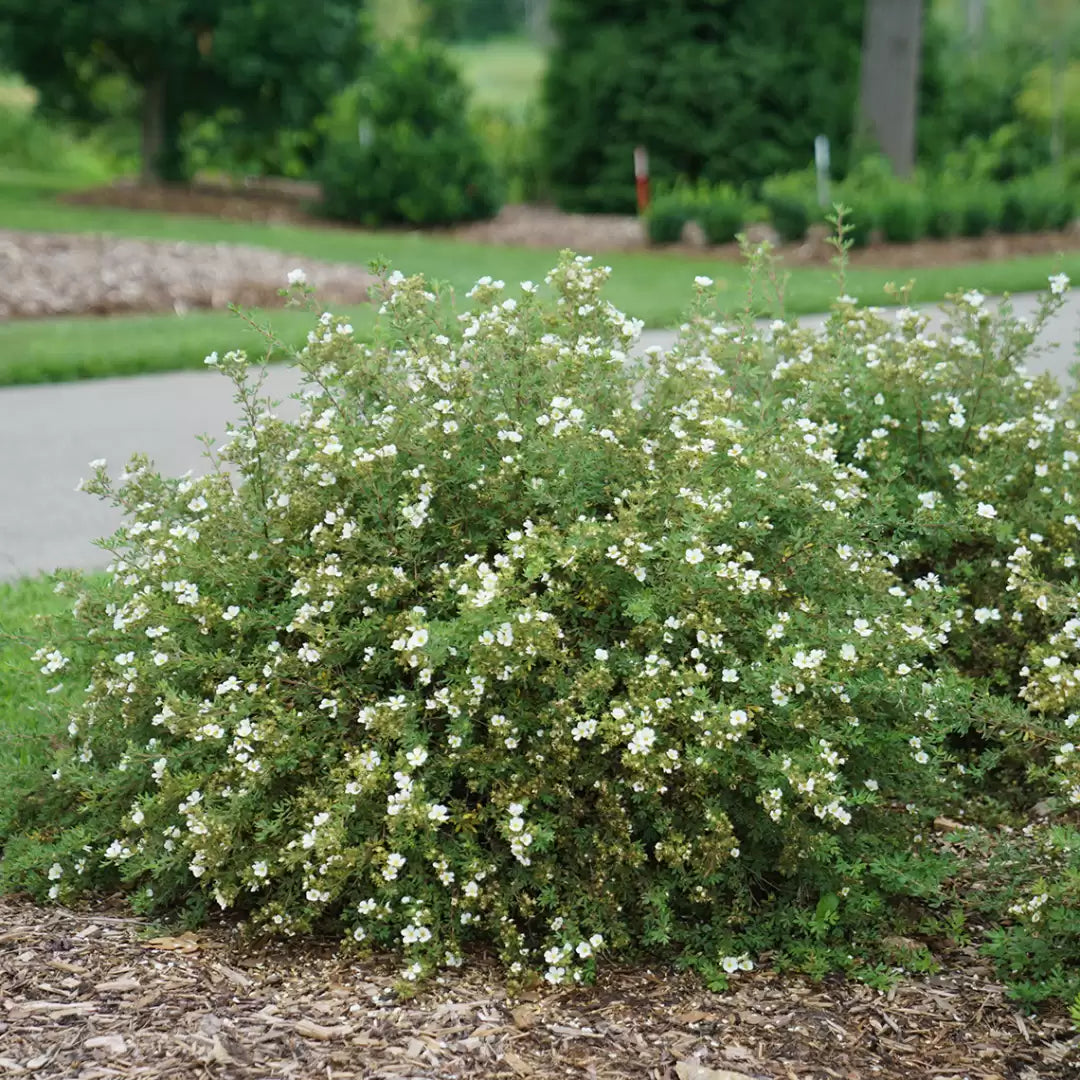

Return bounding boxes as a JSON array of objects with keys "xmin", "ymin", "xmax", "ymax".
[
  {"xmin": 94, "ymin": 976, "xmax": 140, "ymax": 993},
  {"xmin": 84, "ymin": 1035, "xmax": 128, "ymax": 1056},
  {"xmin": 292, "ymin": 1019, "xmax": 353, "ymax": 1041},
  {"xmin": 142, "ymin": 933, "xmax": 200, "ymax": 953},
  {"xmin": 675, "ymin": 1063, "xmax": 754, "ymax": 1080}
]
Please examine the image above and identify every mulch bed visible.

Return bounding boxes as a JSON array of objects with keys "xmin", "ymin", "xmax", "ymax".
[
  {"xmin": 1, "ymin": 895, "xmax": 1076, "ymax": 1079},
  {"xmin": 0, "ymin": 230, "xmax": 376, "ymax": 320},
  {"xmin": 60, "ymin": 180, "xmax": 1080, "ymax": 269}
]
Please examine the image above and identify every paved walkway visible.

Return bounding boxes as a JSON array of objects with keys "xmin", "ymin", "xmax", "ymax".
[{"xmin": 1, "ymin": 292, "xmax": 1077, "ymax": 580}]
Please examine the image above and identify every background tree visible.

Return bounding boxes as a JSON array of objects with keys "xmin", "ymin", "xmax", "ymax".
[
  {"xmin": 0, "ymin": 0, "xmax": 368, "ymax": 182},
  {"xmin": 857, "ymin": 0, "xmax": 924, "ymax": 176},
  {"xmin": 540, "ymin": 0, "xmax": 865, "ymax": 214}
]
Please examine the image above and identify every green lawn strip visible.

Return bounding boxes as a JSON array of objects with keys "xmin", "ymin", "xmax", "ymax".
[
  {"xmin": 0, "ymin": 577, "xmax": 82, "ymax": 818},
  {"xmin": 0, "ymin": 307, "xmax": 372, "ymax": 386}
]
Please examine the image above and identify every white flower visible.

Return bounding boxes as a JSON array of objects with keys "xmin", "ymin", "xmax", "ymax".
[
  {"xmin": 222, "ymin": 605, "xmax": 240, "ymax": 621},
  {"xmin": 406, "ymin": 746, "xmax": 428, "ymax": 768},
  {"xmin": 47, "ymin": 863, "xmax": 63, "ymax": 881},
  {"xmin": 684, "ymin": 547, "xmax": 705, "ymax": 566},
  {"xmin": 251, "ymin": 861, "xmax": 268, "ymax": 878},
  {"xmin": 594, "ymin": 647, "xmax": 609, "ymax": 661},
  {"xmin": 976, "ymin": 502, "xmax": 997, "ymax": 519},
  {"xmin": 1049, "ymin": 273, "xmax": 1070, "ymax": 296},
  {"xmin": 694, "ymin": 275, "xmax": 714, "ymax": 287},
  {"xmin": 917, "ymin": 491, "xmax": 938, "ymax": 510},
  {"xmin": 287, "ymin": 267, "xmax": 307, "ymax": 286}
]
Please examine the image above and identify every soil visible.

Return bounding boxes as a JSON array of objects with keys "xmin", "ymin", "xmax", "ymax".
[
  {"xmin": 1, "ymin": 895, "xmax": 1076, "ymax": 1080},
  {"xmin": 60, "ymin": 179, "xmax": 1080, "ymax": 269},
  {"xmin": 0, "ymin": 230, "xmax": 376, "ymax": 320}
]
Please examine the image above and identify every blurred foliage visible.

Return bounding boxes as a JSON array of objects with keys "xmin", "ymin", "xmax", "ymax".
[
  {"xmin": 425, "ymin": 0, "xmax": 532, "ymax": 42},
  {"xmin": 0, "ymin": 0, "xmax": 368, "ymax": 181},
  {"xmin": 1017, "ymin": 61, "xmax": 1080, "ymax": 151},
  {"xmin": 317, "ymin": 39, "xmax": 502, "ymax": 226},
  {"xmin": 472, "ymin": 103, "xmax": 548, "ymax": 204},
  {"xmin": 542, "ymin": 0, "xmax": 865, "ymax": 214},
  {"xmin": 0, "ymin": 76, "xmax": 129, "ymax": 181}
]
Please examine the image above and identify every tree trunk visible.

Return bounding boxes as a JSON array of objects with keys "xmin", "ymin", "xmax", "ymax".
[
  {"xmin": 140, "ymin": 69, "xmax": 186, "ymax": 183},
  {"xmin": 858, "ymin": 0, "xmax": 924, "ymax": 177},
  {"xmin": 140, "ymin": 72, "xmax": 167, "ymax": 183}
]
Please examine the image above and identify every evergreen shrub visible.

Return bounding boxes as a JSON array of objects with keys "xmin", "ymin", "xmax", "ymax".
[
  {"xmin": 643, "ymin": 190, "xmax": 691, "ymax": 244},
  {"xmin": 541, "ymin": 0, "xmax": 864, "ymax": 212},
  {"xmin": 877, "ymin": 187, "xmax": 928, "ymax": 244},
  {"xmin": 958, "ymin": 183, "xmax": 1001, "ymax": 237},
  {"xmin": 4, "ymin": 253, "xmax": 1080, "ymax": 1001},
  {"xmin": 317, "ymin": 40, "xmax": 502, "ymax": 227},
  {"xmin": 697, "ymin": 184, "xmax": 748, "ymax": 246}
]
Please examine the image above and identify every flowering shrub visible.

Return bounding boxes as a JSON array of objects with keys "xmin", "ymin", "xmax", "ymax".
[{"xmin": 3, "ymin": 252, "xmax": 1079, "ymax": 998}]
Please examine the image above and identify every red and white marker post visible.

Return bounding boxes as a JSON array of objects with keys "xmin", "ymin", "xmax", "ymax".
[{"xmin": 633, "ymin": 146, "xmax": 650, "ymax": 213}]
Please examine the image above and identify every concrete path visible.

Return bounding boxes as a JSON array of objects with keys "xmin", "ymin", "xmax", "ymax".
[{"xmin": 1, "ymin": 291, "xmax": 1077, "ymax": 580}]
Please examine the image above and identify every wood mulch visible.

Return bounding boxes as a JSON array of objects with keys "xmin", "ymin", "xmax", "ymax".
[
  {"xmin": 1, "ymin": 896, "xmax": 1076, "ymax": 1079},
  {"xmin": 0, "ymin": 230, "xmax": 375, "ymax": 320}
]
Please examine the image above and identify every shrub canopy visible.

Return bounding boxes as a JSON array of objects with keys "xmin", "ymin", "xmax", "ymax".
[
  {"xmin": 4, "ymin": 253, "xmax": 1080, "ymax": 999},
  {"xmin": 541, "ymin": 0, "xmax": 864, "ymax": 212},
  {"xmin": 317, "ymin": 40, "xmax": 502, "ymax": 227}
]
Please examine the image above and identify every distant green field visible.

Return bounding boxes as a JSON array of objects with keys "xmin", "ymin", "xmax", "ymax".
[{"xmin": 452, "ymin": 36, "xmax": 547, "ymax": 114}]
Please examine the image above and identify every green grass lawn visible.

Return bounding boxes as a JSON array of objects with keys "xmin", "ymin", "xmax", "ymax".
[
  {"xmin": 0, "ymin": 578, "xmax": 82, "ymax": 817},
  {"xmin": 3, "ymin": 178, "xmax": 1080, "ymax": 385},
  {"xmin": 0, "ymin": 307, "xmax": 373, "ymax": 385}
]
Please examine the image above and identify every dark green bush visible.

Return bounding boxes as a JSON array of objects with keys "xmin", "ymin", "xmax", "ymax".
[
  {"xmin": 834, "ymin": 193, "xmax": 874, "ymax": 247},
  {"xmin": 697, "ymin": 184, "xmax": 748, "ymax": 245},
  {"xmin": 878, "ymin": 187, "xmax": 928, "ymax": 244},
  {"xmin": 542, "ymin": 0, "xmax": 864, "ymax": 212},
  {"xmin": 958, "ymin": 184, "xmax": 1000, "ymax": 237},
  {"xmin": 765, "ymin": 196, "xmax": 812, "ymax": 244},
  {"xmin": 925, "ymin": 185, "xmax": 964, "ymax": 238},
  {"xmin": 999, "ymin": 182, "xmax": 1032, "ymax": 234},
  {"xmin": 761, "ymin": 171, "xmax": 817, "ymax": 243},
  {"xmin": 644, "ymin": 190, "xmax": 691, "ymax": 244},
  {"xmin": 317, "ymin": 40, "xmax": 502, "ymax": 227}
]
